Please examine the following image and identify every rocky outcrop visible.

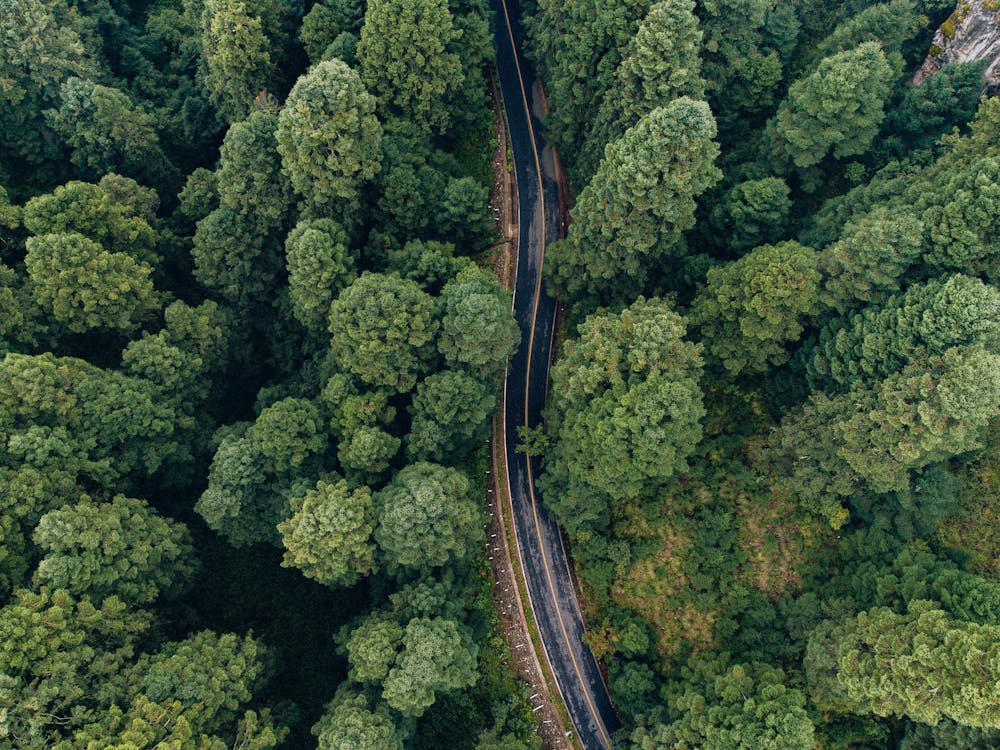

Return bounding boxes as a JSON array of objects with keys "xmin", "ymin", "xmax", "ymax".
[{"xmin": 913, "ymin": 0, "xmax": 1000, "ymax": 88}]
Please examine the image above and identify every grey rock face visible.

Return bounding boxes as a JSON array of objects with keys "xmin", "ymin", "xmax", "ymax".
[{"xmin": 914, "ymin": 0, "xmax": 1000, "ymax": 87}]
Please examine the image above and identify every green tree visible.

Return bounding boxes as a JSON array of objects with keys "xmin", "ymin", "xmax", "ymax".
[
  {"xmin": 24, "ymin": 232, "xmax": 161, "ymax": 334},
  {"xmin": 285, "ymin": 218, "xmax": 356, "ymax": 333},
  {"xmin": 278, "ymin": 480, "xmax": 375, "ymax": 586},
  {"xmin": 201, "ymin": 0, "xmax": 274, "ymax": 123},
  {"xmin": 437, "ymin": 265, "xmax": 519, "ymax": 381},
  {"xmin": 766, "ymin": 42, "xmax": 895, "ymax": 171},
  {"xmin": 300, "ymin": 0, "xmax": 365, "ymax": 63},
  {"xmin": 381, "ymin": 616, "xmax": 478, "ymax": 717},
  {"xmin": 217, "ymin": 110, "xmax": 292, "ymax": 237},
  {"xmin": 33, "ymin": 494, "xmax": 196, "ymax": 605},
  {"xmin": 806, "ymin": 601, "xmax": 1000, "ymax": 728},
  {"xmin": 0, "ymin": 0, "xmax": 102, "ymax": 164},
  {"xmin": 246, "ymin": 397, "xmax": 326, "ymax": 475},
  {"xmin": 690, "ymin": 241, "xmax": 822, "ymax": 376},
  {"xmin": 45, "ymin": 77, "xmax": 175, "ymax": 186},
  {"xmin": 709, "ymin": 177, "xmax": 792, "ymax": 253},
  {"xmin": 545, "ymin": 98, "xmax": 721, "ymax": 312},
  {"xmin": 358, "ymin": 0, "xmax": 462, "ymax": 135},
  {"xmin": 642, "ymin": 661, "xmax": 816, "ymax": 750},
  {"xmin": 312, "ymin": 689, "xmax": 403, "ymax": 750},
  {"xmin": 806, "ymin": 274, "xmax": 1000, "ymax": 389},
  {"xmin": 407, "ymin": 370, "xmax": 495, "ymax": 462},
  {"xmin": 819, "ymin": 206, "xmax": 925, "ymax": 314},
  {"xmin": 540, "ymin": 298, "xmax": 704, "ymax": 534},
  {"xmin": 23, "ymin": 179, "xmax": 158, "ymax": 264},
  {"xmin": 375, "ymin": 462, "xmax": 479, "ymax": 569},
  {"xmin": 345, "ymin": 616, "xmax": 404, "ymax": 683},
  {"xmin": 581, "ymin": 0, "xmax": 705, "ymax": 181},
  {"xmin": 192, "ymin": 207, "xmax": 282, "ymax": 308},
  {"xmin": 276, "ymin": 59, "xmax": 382, "ymax": 213},
  {"xmin": 327, "ymin": 273, "xmax": 439, "ymax": 393}
]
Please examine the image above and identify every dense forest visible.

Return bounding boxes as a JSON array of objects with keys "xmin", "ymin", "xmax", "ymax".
[
  {"xmin": 521, "ymin": 0, "xmax": 1000, "ymax": 747},
  {"xmin": 0, "ymin": 0, "xmax": 541, "ymax": 747},
  {"xmin": 1, "ymin": 0, "xmax": 999, "ymax": 748}
]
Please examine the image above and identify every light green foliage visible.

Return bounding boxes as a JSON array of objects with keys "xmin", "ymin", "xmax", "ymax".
[
  {"xmin": 806, "ymin": 602, "xmax": 1000, "ymax": 728},
  {"xmin": 337, "ymin": 425, "xmax": 400, "ymax": 480},
  {"xmin": 247, "ymin": 397, "xmax": 326, "ymax": 474},
  {"xmin": 375, "ymin": 462, "xmax": 479, "ymax": 569},
  {"xmin": 546, "ymin": 98, "xmax": 721, "ymax": 312},
  {"xmin": 766, "ymin": 42, "xmax": 894, "ymax": 170},
  {"xmin": 691, "ymin": 241, "xmax": 822, "ymax": 376},
  {"xmin": 278, "ymin": 479, "xmax": 375, "ymax": 587},
  {"xmin": 920, "ymin": 156, "xmax": 1000, "ymax": 273},
  {"xmin": 819, "ymin": 207, "xmax": 925, "ymax": 314},
  {"xmin": 285, "ymin": 218, "xmax": 355, "ymax": 333},
  {"xmin": 710, "ymin": 177, "xmax": 791, "ymax": 253},
  {"xmin": 641, "ymin": 661, "xmax": 815, "ymax": 750},
  {"xmin": 381, "ymin": 616, "xmax": 478, "ymax": 716},
  {"xmin": 46, "ymin": 77, "xmax": 173, "ymax": 185},
  {"xmin": 766, "ymin": 346, "xmax": 1000, "ymax": 516},
  {"xmin": 133, "ymin": 630, "xmax": 270, "ymax": 738},
  {"xmin": 24, "ymin": 232, "xmax": 161, "ymax": 334},
  {"xmin": 407, "ymin": 370, "xmax": 495, "ymax": 462},
  {"xmin": 0, "ymin": 0, "xmax": 102, "ymax": 164},
  {"xmin": 328, "ymin": 273, "xmax": 439, "ymax": 393},
  {"xmin": 437, "ymin": 265, "xmax": 519, "ymax": 380},
  {"xmin": 33, "ymin": 494, "xmax": 195, "ymax": 605},
  {"xmin": 217, "ymin": 111, "xmax": 291, "ymax": 237},
  {"xmin": 312, "ymin": 690, "xmax": 403, "ymax": 750},
  {"xmin": 276, "ymin": 59, "xmax": 382, "ymax": 211},
  {"xmin": 358, "ymin": 0, "xmax": 463, "ymax": 135},
  {"xmin": 345, "ymin": 617, "xmax": 404, "ymax": 683},
  {"xmin": 541, "ymin": 298, "xmax": 704, "ymax": 534},
  {"xmin": 582, "ymin": 0, "xmax": 705, "ymax": 180},
  {"xmin": 201, "ymin": 0, "xmax": 274, "ymax": 123},
  {"xmin": 807, "ymin": 274, "xmax": 1000, "ymax": 389},
  {"xmin": 23, "ymin": 179, "xmax": 158, "ymax": 264}
]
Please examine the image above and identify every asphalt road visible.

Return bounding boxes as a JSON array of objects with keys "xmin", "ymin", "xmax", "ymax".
[{"xmin": 492, "ymin": 1, "xmax": 620, "ymax": 747}]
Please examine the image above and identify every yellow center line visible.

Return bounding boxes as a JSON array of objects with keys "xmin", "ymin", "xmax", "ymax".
[{"xmin": 496, "ymin": 1, "xmax": 613, "ymax": 746}]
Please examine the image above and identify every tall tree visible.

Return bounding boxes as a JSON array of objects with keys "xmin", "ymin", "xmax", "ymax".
[
  {"xmin": 375, "ymin": 462, "xmax": 479, "ymax": 570},
  {"xmin": 765, "ymin": 42, "xmax": 894, "ymax": 172},
  {"xmin": 357, "ymin": 0, "xmax": 463, "ymax": 135},
  {"xmin": 327, "ymin": 272, "xmax": 439, "ymax": 393},
  {"xmin": 200, "ymin": 0, "xmax": 274, "ymax": 124},
  {"xmin": 690, "ymin": 241, "xmax": 822, "ymax": 376},
  {"xmin": 276, "ymin": 59, "xmax": 382, "ymax": 214},
  {"xmin": 33, "ymin": 494, "xmax": 196, "ymax": 605},
  {"xmin": 545, "ymin": 98, "xmax": 721, "ymax": 313},
  {"xmin": 284, "ymin": 217, "xmax": 355, "ymax": 334},
  {"xmin": 278, "ymin": 479, "xmax": 377, "ymax": 587},
  {"xmin": 540, "ymin": 298, "xmax": 704, "ymax": 535},
  {"xmin": 806, "ymin": 601, "xmax": 1000, "ymax": 729}
]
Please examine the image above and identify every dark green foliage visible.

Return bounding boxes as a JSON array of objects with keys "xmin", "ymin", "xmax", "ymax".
[
  {"xmin": 709, "ymin": 177, "xmax": 791, "ymax": 253},
  {"xmin": 546, "ymin": 98, "xmax": 721, "ymax": 313},
  {"xmin": 285, "ymin": 217, "xmax": 355, "ymax": 334},
  {"xmin": 408, "ymin": 370, "xmax": 495, "ymax": 462},
  {"xmin": 200, "ymin": 0, "xmax": 274, "ymax": 124}
]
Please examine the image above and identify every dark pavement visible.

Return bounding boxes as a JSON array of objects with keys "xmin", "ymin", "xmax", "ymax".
[{"xmin": 491, "ymin": 1, "xmax": 619, "ymax": 747}]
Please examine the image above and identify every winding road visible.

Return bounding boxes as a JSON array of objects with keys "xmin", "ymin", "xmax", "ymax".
[{"xmin": 492, "ymin": 1, "xmax": 620, "ymax": 747}]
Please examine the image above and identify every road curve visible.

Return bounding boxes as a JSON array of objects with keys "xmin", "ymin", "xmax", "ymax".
[{"xmin": 491, "ymin": 1, "xmax": 620, "ymax": 747}]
